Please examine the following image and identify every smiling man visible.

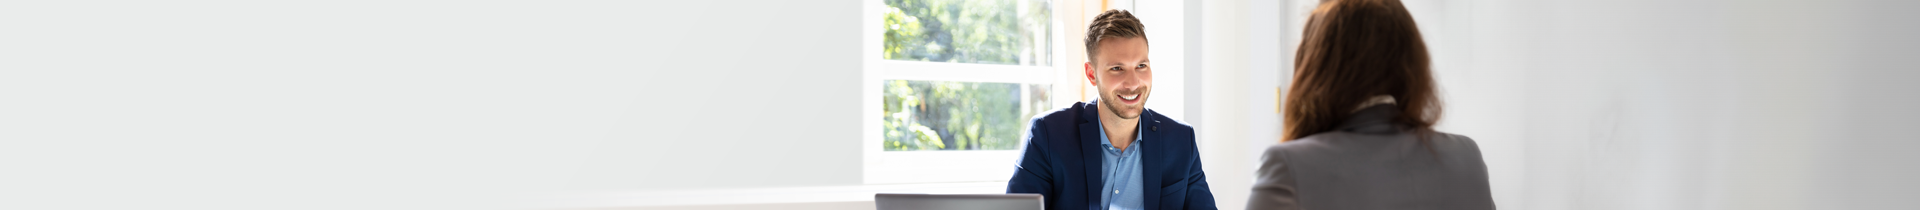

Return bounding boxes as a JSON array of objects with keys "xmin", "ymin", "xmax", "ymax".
[{"xmin": 1006, "ymin": 9, "xmax": 1216, "ymax": 210}]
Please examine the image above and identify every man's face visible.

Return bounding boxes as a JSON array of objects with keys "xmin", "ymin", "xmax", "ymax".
[{"xmin": 1085, "ymin": 37, "xmax": 1151, "ymax": 120}]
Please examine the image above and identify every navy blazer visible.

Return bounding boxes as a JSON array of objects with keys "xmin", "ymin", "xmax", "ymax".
[{"xmin": 1006, "ymin": 101, "xmax": 1218, "ymax": 210}]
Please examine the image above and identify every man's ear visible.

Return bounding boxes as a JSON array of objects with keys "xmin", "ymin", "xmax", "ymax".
[{"xmin": 1084, "ymin": 62, "xmax": 1097, "ymax": 86}]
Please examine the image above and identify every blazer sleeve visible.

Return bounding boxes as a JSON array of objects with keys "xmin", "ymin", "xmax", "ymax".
[
  {"xmin": 1184, "ymin": 154, "xmax": 1220, "ymax": 210},
  {"xmin": 1006, "ymin": 118, "xmax": 1054, "ymax": 201},
  {"xmin": 1246, "ymin": 146, "xmax": 1300, "ymax": 210}
]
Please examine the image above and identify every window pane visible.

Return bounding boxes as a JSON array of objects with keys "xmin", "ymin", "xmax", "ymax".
[
  {"xmin": 883, "ymin": 0, "xmax": 1052, "ymax": 66},
  {"xmin": 882, "ymin": 80, "xmax": 1051, "ymax": 151}
]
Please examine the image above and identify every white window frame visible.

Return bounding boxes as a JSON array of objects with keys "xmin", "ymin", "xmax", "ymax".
[{"xmin": 860, "ymin": 0, "xmax": 1071, "ymax": 184}]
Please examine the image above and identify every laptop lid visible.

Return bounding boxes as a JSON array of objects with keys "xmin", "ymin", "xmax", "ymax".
[{"xmin": 873, "ymin": 193, "xmax": 1044, "ymax": 210}]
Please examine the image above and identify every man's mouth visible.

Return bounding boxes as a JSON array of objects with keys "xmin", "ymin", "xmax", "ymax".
[{"xmin": 1119, "ymin": 94, "xmax": 1139, "ymax": 101}]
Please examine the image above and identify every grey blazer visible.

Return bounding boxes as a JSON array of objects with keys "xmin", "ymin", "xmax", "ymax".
[{"xmin": 1247, "ymin": 105, "xmax": 1495, "ymax": 210}]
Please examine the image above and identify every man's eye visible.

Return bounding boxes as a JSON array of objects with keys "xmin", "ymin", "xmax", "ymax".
[
  {"xmin": 1109, "ymin": 67, "xmax": 1122, "ymax": 71},
  {"xmin": 1136, "ymin": 64, "xmax": 1149, "ymax": 69}
]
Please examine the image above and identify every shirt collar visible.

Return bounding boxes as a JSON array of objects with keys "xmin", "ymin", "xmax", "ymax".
[
  {"xmin": 1098, "ymin": 119, "xmax": 1145, "ymax": 147},
  {"xmin": 1353, "ymin": 95, "xmax": 1397, "ymax": 113}
]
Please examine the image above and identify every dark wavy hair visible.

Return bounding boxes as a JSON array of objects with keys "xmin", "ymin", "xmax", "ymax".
[{"xmin": 1282, "ymin": 0, "xmax": 1441, "ymax": 142}]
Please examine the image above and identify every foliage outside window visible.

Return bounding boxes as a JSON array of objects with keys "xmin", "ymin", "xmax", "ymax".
[
  {"xmin": 883, "ymin": 0, "xmax": 1052, "ymax": 66},
  {"xmin": 880, "ymin": 0, "xmax": 1055, "ymax": 151},
  {"xmin": 883, "ymin": 80, "xmax": 1050, "ymax": 151}
]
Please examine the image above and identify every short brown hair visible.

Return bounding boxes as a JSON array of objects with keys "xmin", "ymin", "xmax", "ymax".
[
  {"xmin": 1084, "ymin": 9, "xmax": 1147, "ymax": 62},
  {"xmin": 1283, "ymin": 0, "xmax": 1440, "ymax": 142}
]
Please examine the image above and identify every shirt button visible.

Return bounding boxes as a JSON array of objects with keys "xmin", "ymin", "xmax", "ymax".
[{"xmin": 1114, "ymin": 190, "xmax": 1120, "ymax": 194}]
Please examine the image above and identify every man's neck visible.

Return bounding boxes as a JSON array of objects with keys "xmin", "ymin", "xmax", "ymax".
[{"xmin": 1097, "ymin": 105, "xmax": 1140, "ymax": 151}]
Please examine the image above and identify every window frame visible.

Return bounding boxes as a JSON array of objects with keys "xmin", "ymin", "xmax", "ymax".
[{"xmin": 861, "ymin": 0, "xmax": 1072, "ymax": 184}]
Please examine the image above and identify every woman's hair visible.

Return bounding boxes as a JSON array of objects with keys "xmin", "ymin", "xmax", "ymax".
[{"xmin": 1282, "ymin": 0, "xmax": 1441, "ymax": 142}]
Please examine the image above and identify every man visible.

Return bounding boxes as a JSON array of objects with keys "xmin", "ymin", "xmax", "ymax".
[{"xmin": 1006, "ymin": 10, "xmax": 1216, "ymax": 210}]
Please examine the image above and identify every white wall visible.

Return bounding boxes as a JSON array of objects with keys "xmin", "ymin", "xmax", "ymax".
[
  {"xmin": 1415, "ymin": 0, "xmax": 1920, "ymax": 209},
  {"xmin": 1195, "ymin": 0, "xmax": 1287, "ymax": 210},
  {"xmin": 0, "ymin": 0, "xmax": 865, "ymax": 209},
  {"xmin": 570, "ymin": 0, "xmax": 866, "ymax": 191}
]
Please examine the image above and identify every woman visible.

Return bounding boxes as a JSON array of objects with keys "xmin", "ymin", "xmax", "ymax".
[{"xmin": 1247, "ymin": 0, "xmax": 1494, "ymax": 209}]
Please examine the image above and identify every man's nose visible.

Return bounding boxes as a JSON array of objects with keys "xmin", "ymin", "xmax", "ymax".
[{"xmin": 1114, "ymin": 70, "xmax": 1146, "ymax": 88}]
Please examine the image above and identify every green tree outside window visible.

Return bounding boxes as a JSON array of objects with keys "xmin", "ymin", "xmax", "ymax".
[
  {"xmin": 883, "ymin": 0, "xmax": 1051, "ymax": 66},
  {"xmin": 883, "ymin": 80, "xmax": 1050, "ymax": 151},
  {"xmin": 880, "ymin": 0, "xmax": 1054, "ymax": 151}
]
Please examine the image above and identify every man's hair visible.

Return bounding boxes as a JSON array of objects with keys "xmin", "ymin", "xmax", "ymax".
[{"xmin": 1084, "ymin": 9, "xmax": 1147, "ymax": 62}]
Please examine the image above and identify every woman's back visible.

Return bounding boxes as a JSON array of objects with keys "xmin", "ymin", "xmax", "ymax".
[
  {"xmin": 1248, "ymin": 105, "xmax": 1494, "ymax": 210},
  {"xmin": 1254, "ymin": 0, "xmax": 1494, "ymax": 208}
]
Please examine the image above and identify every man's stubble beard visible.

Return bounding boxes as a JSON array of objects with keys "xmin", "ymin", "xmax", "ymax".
[{"xmin": 1101, "ymin": 89, "xmax": 1146, "ymax": 120}]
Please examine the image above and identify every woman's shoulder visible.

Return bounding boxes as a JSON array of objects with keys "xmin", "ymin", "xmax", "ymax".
[
  {"xmin": 1266, "ymin": 133, "xmax": 1337, "ymax": 153},
  {"xmin": 1265, "ymin": 131, "xmax": 1484, "ymax": 157},
  {"xmin": 1261, "ymin": 132, "xmax": 1353, "ymax": 161},
  {"xmin": 1427, "ymin": 131, "xmax": 1484, "ymax": 154},
  {"xmin": 1268, "ymin": 130, "xmax": 1391, "ymax": 150}
]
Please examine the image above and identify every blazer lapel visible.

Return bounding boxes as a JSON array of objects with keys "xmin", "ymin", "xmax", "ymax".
[
  {"xmin": 1078, "ymin": 102, "xmax": 1106, "ymax": 208},
  {"xmin": 1140, "ymin": 111, "xmax": 1164, "ymax": 210}
]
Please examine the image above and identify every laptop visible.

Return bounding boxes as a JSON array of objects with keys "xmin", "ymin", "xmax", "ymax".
[{"xmin": 874, "ymin": 193, "xmax": 1044, "ymax": 210}]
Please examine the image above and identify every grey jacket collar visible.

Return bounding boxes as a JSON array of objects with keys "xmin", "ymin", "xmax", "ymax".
[{"xmin": 1337, "ymin": 104, "xmax": 1402, "ymax": 134}]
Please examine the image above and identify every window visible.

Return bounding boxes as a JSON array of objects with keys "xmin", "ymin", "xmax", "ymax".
[
  {"xmin": 882, "ymin": 80, "xmax": 1050, "ymax": 151},
  {"xmin": 864, "ymin": 0, "xmax": 1061, "ymax": 184},
  {"xmin": 881, "ymin": 0, "xmax": 1052, "ymax": 66}
]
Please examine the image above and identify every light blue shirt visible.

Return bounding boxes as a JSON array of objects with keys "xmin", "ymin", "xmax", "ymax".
[{"xmin": 1097, "ymin": 120, "xmax": 1145, "ymax": 210}]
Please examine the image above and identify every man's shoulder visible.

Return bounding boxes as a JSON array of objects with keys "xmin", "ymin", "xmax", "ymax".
[
  {"xmin": 1144, "ymin": 109, "xmax": 1194, "ymax": 134},
  {"xmin": 1023, "ymin": 102, "xmax": 1198, "ymax": 137},
  {"xmin": 1027, "ymin": 101, "xmax": 1088, "ymax": 127}
]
